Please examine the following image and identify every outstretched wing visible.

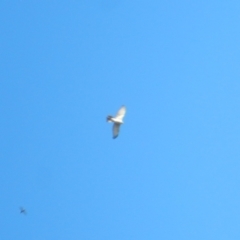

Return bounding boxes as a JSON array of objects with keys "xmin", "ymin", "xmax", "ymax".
[
  {"xmin": 115, "ymin": 106, "xmax": 126, "ymax": 121},
  {"xmin": 113, "ymin": 123, "xmax": 121, "ymax": 139}
]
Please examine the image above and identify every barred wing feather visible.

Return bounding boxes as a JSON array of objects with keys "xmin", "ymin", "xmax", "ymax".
[{"xmin": 113, "ymin": 123, "xmax": 120, "ymax": 139}]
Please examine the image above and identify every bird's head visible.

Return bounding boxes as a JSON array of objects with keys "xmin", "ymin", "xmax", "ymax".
[{"xmin": 106, "ymin": 115, "xmax": 113, "ymax": 122}]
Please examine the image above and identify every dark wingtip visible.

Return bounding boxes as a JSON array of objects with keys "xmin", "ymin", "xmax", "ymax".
[{"xmin": 113, "ymin": 135, "xmax": 118, "ymax": 139}]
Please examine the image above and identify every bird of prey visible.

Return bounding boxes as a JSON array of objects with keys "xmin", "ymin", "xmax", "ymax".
[
  {"xmin": 20, "ymin": 207, "xmax": 27, "ymax": 215},
  {"xmin": 106, "ymin": 106, "xmax": 126, "ymax": 139}
]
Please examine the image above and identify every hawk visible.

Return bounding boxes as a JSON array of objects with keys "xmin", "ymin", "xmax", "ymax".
[{"xmin": 106, "ymin": 106, "xmax": 126, "ymax": 139}]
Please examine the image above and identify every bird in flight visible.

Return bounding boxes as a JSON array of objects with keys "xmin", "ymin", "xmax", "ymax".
[
  {"xmin": 106, "ymin": 106, "xmax": 126, "ymax": 139},
  {"xmin": 20, "ymin": 207, "xmax": 27, "ymax": 215}
]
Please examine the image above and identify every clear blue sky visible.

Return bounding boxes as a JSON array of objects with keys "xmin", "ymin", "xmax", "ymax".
[{"xmin": 1, "ymin": 1, "xmax": 240, "ymax": 239}]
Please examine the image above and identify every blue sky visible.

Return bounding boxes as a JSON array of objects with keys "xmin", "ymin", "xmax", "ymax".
[{"xmin": 1, "ymin": 1, "xmax": 240, "ymax": 239}]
